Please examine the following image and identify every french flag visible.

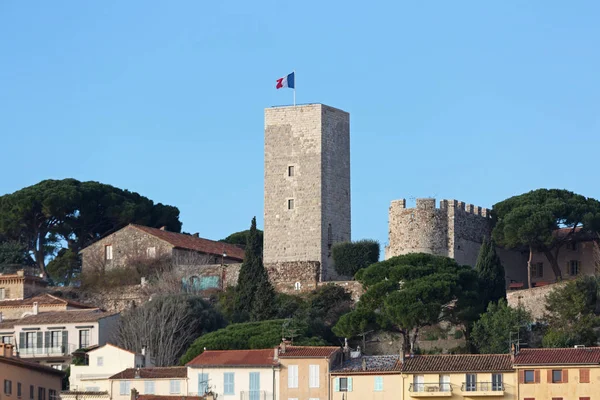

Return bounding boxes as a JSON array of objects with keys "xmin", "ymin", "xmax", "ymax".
[{"xmin": 276, "ymin": 72, "xmax": 295, "ymax": 89}]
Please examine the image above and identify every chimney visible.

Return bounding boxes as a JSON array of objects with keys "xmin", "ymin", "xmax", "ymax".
[
  {"xmin": 130, "ymin": 388, "xmax": 139, "ymax": 400},
  {"xmin": 361, "ymin": 358, "xmax": 367, "ymax": 371},
  {"xmin": 134, "ymin": 368, "xmax": 141, "ymax": 379},
  {"xmin": 160, "ymin": 226, "xmax": 167, "ymax": 231},
  {"xmin": 33, "ymin": 302, "xmax": 39, "ymax": 315},
  {"xmin": 343, "ymin": 338, "xmax": 350, "ymax": 360},
  {"xmin": 0, "ymin": 343, "xmax": 14, "ymax": 358},
  {"xmin": 193, "ymin": 233, "xmax": 200, "ymax": 238},
  {"xmin": 280, "ymin": 339, "xmax": 286, "ymax": 354},
  {"xmin": 274, "ymin": 347, "xmax": 279, "ymax": 361}
]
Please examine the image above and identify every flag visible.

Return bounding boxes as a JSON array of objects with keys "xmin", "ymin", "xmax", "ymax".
[{"xmin": 276, "ymin": 72, "xmax": 295, "ymax": 89}]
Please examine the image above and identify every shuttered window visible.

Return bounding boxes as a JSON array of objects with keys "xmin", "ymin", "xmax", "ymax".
[
  {"xmin": 309, "ymin": 365, "xmax": 320, "ymax": 388},
  {"xmin": 374, "ymin": 376, "xmax": 383, "ymax": 391},
  {"xmin": 144, "ymin": 381, "xmax": 155, "ymax": 395},
  {"xmin": 580, "ymin": 369, "xmax": 590, "ymax": 383},
  {"xmin": 169, "ymin": 380, "xmax": 181, "ymax": 394},
  {"xmin": 223, "ymin": 373, "xmax": 234, "ymax": 395},
  {"xmin": 288, "ymin": 365, "xmax": 298, "ymax": 388},
  {"xmin": 119, "ymin": 381, "xmax": 130, "ymax": 395}
]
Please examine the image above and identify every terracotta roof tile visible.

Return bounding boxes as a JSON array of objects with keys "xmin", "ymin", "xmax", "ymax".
[
  {"xmin": 278, "ymin": 346, "xmax": 340, "ymax": 358},
  {"xmin": 131, "ymin": 225, "xmax": 245, "ymax": 261},
  {"xmin": 109, "ymin": 367, "xmax": 187, "ymax": 380},
  {"xmin": 401, "ymin": 354, "xmax": 513, "ymax": 373},
  {"xmin": 331, "ymin": 355, "xmax": 402, "ymax": 374},
  {"xmin": 514, "ymin": 347, "xmax": 600, "ymax": 365},
  {"xmin": 0, "ymin": 354, "xmax": 65, "ymax": 376},
  {"xmin": 15, "ymin": 309, "xmax": 118, "ymax": 325},
  {"xmin": 0, "ymin": 319, "xmax": 16, "ymax": 330},
  {"xmin": 0, "ymin": 293, "xmax": 95, "ymax": 309},
  {"xmin": 186, "ymin": 349, "xmax": 277, "ymax": 367}
]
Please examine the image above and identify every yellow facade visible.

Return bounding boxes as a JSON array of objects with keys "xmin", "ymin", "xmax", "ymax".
[
  {"xmin": 330, "ymin": 373, "xmax": 403, "ymax": 400},
  {"xmin": 401, "ymin": 371, "xmax": 517, "ymax": 400},
  {"xmin": 515, "ymin": 365, "xmax": 600, "ymax": 400}
]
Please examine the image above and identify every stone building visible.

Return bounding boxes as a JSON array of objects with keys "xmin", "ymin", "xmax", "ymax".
[
  {"xmin": 264, "ymin": 104, "xmax": 351, "ymax": 282},
  {"xmin": 0, "ymin": 270, "xmax": 47, "ymax": 301}
]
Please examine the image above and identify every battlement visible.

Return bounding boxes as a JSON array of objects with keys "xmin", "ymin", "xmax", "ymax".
[{"xmin": 392, "ymin": 198, "xmax": 491, "ymax": 218}]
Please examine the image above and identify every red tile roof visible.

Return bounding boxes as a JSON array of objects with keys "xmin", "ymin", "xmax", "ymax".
[
  {"xmin": 186, "ymin": 349, "xmax": 277, "ymax": 367},
  {"xmin": 0, "ymin": 293, "xmax": 95, "ymax": 310},
  {"xmin": 278, "ymin": 346, "xmax": 341, "ymax": 358},
  {"xmin": 514, "ymin": 347, "xmax": 600, "ymax": 365},
  {"xmin": 0, "ymin": 354, "xmax": 65, "ymax": 376},
  {"xmin": 401, "ymin": 354, "xmax": 513, "ymax": 373},
  {"xmin": 131, "ymin": 224, "xmax": 245, "ymax": 261},
  {"xmin": 15, "ymin": 309, "xmax": 118, "ymax": 325},
  {"xmin": 109, "ymin": 367, "xmax": 187, "ymax": 379}
]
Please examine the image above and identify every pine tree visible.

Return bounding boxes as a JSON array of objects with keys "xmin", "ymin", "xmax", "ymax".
[
  {"xmin": 234, "ymin": 217, "xmax": 275, "ymax": 321},
  {"xmin": 475, "ymin": 237, "xmax": 507, "ymax": 307}
]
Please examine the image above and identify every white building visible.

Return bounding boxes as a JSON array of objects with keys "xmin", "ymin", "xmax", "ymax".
[
  {"xmin": 186, "ymin": 349, "xmax": 279, "ymax": 400},
  {"xmin": 108, "ymin": 367, "xmax": 189, "ymax": 400},
  {"xmin": 1, "ymin": 308, "xmax": 119, "ymax": 369},
  {"xmin": 69, "ymin": 343, "xmax": 152, "ymax": 392}
]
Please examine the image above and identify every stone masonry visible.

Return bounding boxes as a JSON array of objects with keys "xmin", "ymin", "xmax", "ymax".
[
  {"xmin": 264, "ymin": 104, "xmax": 351, "ymax": 281},
  {"xmin": 385, "ymin": 198, "xmax": 493, "ymax": 267}
]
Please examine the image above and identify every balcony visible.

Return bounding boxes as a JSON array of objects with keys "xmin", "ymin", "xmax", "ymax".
[
  {"xmin": 409, "ymin": 383, "xmax": 452, "ymax": 397},
  {"xmin": 19, "ymin": 343, "xmax": 78, "ymax": 358},
  {"xmin": 461, "ymin": 382, "xmax": 504, "ymax": 396}
]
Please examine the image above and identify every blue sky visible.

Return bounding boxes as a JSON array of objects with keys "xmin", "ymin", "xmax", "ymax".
[{"xmin": 1, "ymin": 1, "xmax": 599, "ymax": 254}]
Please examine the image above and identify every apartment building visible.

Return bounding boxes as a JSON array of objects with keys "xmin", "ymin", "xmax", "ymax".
[
  {"xmin": 330, "ymin": 354, "xmax": 402, "ymax": 400},
  {"xmin": 514, "ymin": 347, "xmax": 600, "ymax": 400}
]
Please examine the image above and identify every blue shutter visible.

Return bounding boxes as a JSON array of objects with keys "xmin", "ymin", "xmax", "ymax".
[
  {"xmin": 198, "ymin": 373, "xmax": 209, "ymax": 394},
  {"xmin": 347, "ymin": 377, "xmax": 353, "ymax": 392},
  {"xmin": 224, "ymin": 373, "xmax": 235, "ymax": 395},
  {"xmin": 249, "ymin": 372, "xmax": 260, "ymax": 400},
  {"xmin": 374, "ymin": 376, "xmax": 383, "ymax": 391},
  {"xmin": 334, "ymin": 378, "xmax": 339, "ymax": 392}
]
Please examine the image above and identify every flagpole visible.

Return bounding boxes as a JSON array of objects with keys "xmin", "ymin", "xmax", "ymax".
[{"xmin": 293, "ymin": 69, "xmax": 296, "ymax": 107}]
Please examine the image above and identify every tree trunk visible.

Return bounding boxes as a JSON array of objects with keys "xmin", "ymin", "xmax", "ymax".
[
  {"xmin": 543, "ymin": 249, "xmax": 562, "ymax": 281},
  {"xmin": 527, "ymin": 245, "xmax": 533, "ymax": 289},
  {"xmin": 400, "ymin": 331, "xmax": 410, "ymax": 356},
  {"xmin": 409, "ymin": 327, "xmax": 420, "ymax": 354},
  {"xmin": 35, "ymin": 233, "xmax": 47, "ymax": 278}
]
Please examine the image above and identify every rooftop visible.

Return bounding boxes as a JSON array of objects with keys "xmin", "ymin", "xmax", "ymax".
[
  {"xmin": 514, "ymin": 347, "xmax": 600, "ymax": 365},
  {"xmin": 186, "ymin": 349, "xmax": 277, "ymax": 368},
  {"xmin": 331, "ymin": 355, "xmax": 402, "ymax": 374},
  {"xmin": 401, "ymin": 354, "xmax": 513, "ymax": 373},
  {"xmin": 0, "ymin": 293, "xmax": 95, "ymax": 310},
  {"xmin": 278, "ymin": 346, "xmax": 340, "ymax": 358},
  {"xmin": 130, "ymin": 224, "xmax": 245, "ymax": 261},
  {"xmin": 109, "ymin": 367, "xmax": 187, "ymax": 380},
  {"xmin": 15, "ymin": 309, "xmax": 118, "ymax": 325},
  {"xmin": 0, "ymin": 354, "xmax": 65, "ymax": 376}
]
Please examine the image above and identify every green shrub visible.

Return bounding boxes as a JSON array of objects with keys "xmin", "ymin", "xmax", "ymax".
[
  {"xmin": 332, "ymin": 240, "xmax": 380, "ymax": 277},
  {"xmin": 453, "ymin": 330, "xmax": 464, "ymax": 339}
]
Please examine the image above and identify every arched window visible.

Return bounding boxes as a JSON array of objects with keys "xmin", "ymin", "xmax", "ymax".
[{"xmin": 294, "ymin": 282, "xmax": 301, "ymax": 291}]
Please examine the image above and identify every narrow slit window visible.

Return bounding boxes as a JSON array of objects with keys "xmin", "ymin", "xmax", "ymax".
[
  {"xmin": 288, "ymin": 165, "xmax": 295, "ymax": 177},
  {"xmin": 288, "ymin": 199, "xmax": 294, "ymax": 210}
]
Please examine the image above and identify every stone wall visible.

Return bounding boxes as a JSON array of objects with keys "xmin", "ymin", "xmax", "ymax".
[
  {"xmin": 264, "ymin": 104, "xmax": 351, "ymax": 282},
  {"xmin": 264, "ymin": 261, "xmax": 321, "ymax": 294},
  {"xmin": 507, "ymin": 283, "xmax": 565, "ymax": 321},
  {"xmin": 318, "ymin": 280, "xmax": 363, "ymax": 301},
  {"xmin": 0, "ymin": 271, "xmax": 47, "ymax": 300}
]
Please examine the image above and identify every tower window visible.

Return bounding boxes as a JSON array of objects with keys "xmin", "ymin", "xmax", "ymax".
[
  {"xmin": 294, "ymin": 282, "xmax": 301, "ymax": 291},
  {"xmin": 288, "ymin": 199, "xmax": 295, "ymax": 210},
  {"xmin": 288, "ymin": 165, "xmax": 295, "ymax": 177}
]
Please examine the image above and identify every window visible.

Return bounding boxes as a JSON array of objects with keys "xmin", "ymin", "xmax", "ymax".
[
  {"xmin": 552, "ymin": 370, "xmax": 562, "ymax": 383},
  {"xmin": 569, "ymin": 260, "xmax": 580, "ymax": 276},
  {"xmin": 49, "ymin": 331, "xmax": 61, "ymax": 349},
  {"xmin": 79, "ymin": 329, "xmax": 90, "ymax": 349},
  {"xmin": 566, "ymin": 241, "xmax": 577, "ymax": 251},
  {"xmin": 288, "ymin": 365, "xmax": 298, "ymax": 388},
  {"xmin": 144, "ymin": 381, "xmax": 155, "ymax": 394},
  {"xmin": 249, "ymin": 372, "xmax": 260, "ymax": 400},
  {"xmin": 294, "ymin": 282, "xmax": 301, "ymax": 291},
  {"xmin": 492, "ymin": 373, "xmax": 503, "ymax": 391},
  {"xmin": 198, "ymin": 373, "xmax": 209, "ymax": 395},
  {"xmin": 2, "ymin": 336, "xmax": 13, "ymax": 344},
  {"xmin": 413, "ymin": 375, "xmax": 424, "ymax": 392},
  {"xmin": 50, "ymin": 365, "xmax": 62, "ymax": 371},
  {"xmin": 339, "ymin": 377, "xmax": 348, "ymax": 392},
  {"xmin": 374, "ymin": 376, "xmax": 383, "ymax": 391},
  {"xmin": 580, "ymin": 368, "xmax": 590, "ymax": 383},
  {"xmin": 0, "ymin": 288, "xmax": 5, "ymax": 300},
  {"xmin": 531, "ymin": 262, "xmax": 543, "ymax": 278},
  {"xmin": 465, "ymin": 374, "xmax": 476, "ymax": 391},
  {"xmin": 30, "ymin": 386, "xmax": 34, "ymax": 400},
  {"xmin": 439, "ymin": 375, "xmax": 450, "ymax": 392},
  {"xmin": 328, "ymin": 224, "xmax": 333, "ymax": 247},
  {"xmin": 119, "ymin": 381, "xmax": 130, "ymax": 395},
  {"xmin": 288, "ymin": 199, "xmax": 294, "ymax": 210},
  {"xmin": 25, "ymin": 332, "xmax": 36, "ymax": 349},
  {"xmin": 147, "ymin": 247, "xmax": 156, "ymax": 258},
  {"xmin": 48, "ymin": 391, "xmax": 56, "ymax": 400},
  {"xmin": 97, "ymin": 356, "xmax": 103, "ymax": 367},
  {"xmin": 288, "ymin": 165, "xmax": 295, "ymax": 177},
  {"xmin": 309, "ymin": 365, "xmax": 320, "ymax": 388},
  {"xmin": 5, "ymin": 380, "xmax": 12, "ymax": 395},
  {"xmin": 524, "ymin": 370, "xmax": 535, "ymax": 383},
  {"xmin": 38, "ymin": 387, "xmax": 45, "ymax": 400},
  {"xmin": 18, "ymin": 383, "xmax": 22, "ymax": 398},
  {"xmin": 105, "ymin": 245, "xmax": 113, "ymax": 260},
  {"xmin": 169, "ymin": 380, "xmax": 181, "ymax": 394},
  {"xmin": 223, "ymin": 373, "xmax": 234, "ymax": 395}
]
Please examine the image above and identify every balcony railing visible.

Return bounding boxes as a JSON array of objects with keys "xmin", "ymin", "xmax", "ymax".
[
  {"xmin": 19, "ymin": 343, "xmax": 78, "ymax": 357},
  {"xmin": 409, "ymin": 383, "xmax": 452, "ymax": 393},
  {"xmin": 461, "ymin": 382, "xmax": 504, "ymax": 392}
]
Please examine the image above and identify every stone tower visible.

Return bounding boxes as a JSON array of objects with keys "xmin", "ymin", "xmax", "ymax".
[{"xmin": 264, "ymin": 104, "xmax": 351, "ymax": 281}]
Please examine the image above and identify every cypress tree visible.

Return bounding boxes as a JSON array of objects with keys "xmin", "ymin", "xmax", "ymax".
[
  {"xmin": 475, "ymin": 237, "xmax": 507, "ymax": 307},
  {"xmin": 234, "ymin": 217, "xmax": 275, "ymax": 321}
]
